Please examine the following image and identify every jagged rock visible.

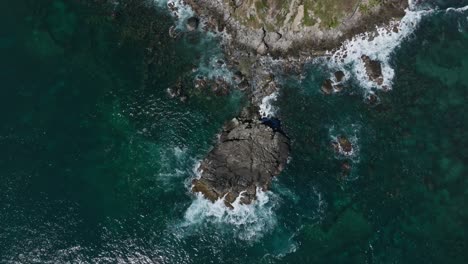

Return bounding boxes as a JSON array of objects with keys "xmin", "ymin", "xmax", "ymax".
[
  {"xmin": 192, "ymin": 107, "xmax": 290, "ymax": 206},
  {"xmin": 332, "ymin": 136, "xmax": 353, "ymax": 156},
  {"xmin": 186, "ymin": 16, "xmax": 200, "ymax": 31},
  {"xmin": 361, "ymin": 55, "xmax": 384, "ymax": 85}
]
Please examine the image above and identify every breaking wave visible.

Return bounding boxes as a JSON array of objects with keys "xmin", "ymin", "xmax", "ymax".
[
  {"xmin": 321, "ymin": 3, "xmax": 467, "ymax": 94},
  {"xmin": 259, "ymin": 92, "xmax": 279, "ymax": 118},
  {"xmin": 181, "ymin": 188, "xmax": 279, "ymax": 241},
  {"xmin": 323, "ymin": 8, "xmax": 430, "ymax": 92}
]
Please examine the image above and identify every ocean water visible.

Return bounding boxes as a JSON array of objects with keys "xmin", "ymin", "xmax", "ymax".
[{"xmin": 0, "ymin": 0, "xmax": 467, "ymax": 263}]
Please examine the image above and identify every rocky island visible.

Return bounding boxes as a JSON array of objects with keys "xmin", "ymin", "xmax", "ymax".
[{"xmin": 165, "ymin": 0, "xmax": 412, "ymax": 206}]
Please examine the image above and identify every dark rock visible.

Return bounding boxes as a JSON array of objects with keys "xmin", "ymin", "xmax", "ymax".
[
  {"xmin": 233, "ymin": 71, "xmax": 244, "ymax": 83},
  {"xmin": 192, "ymin": 107, "xmax": 290, "ymax": 206},
  {"xmin": 338, "ymin": 136, "xmax": 353, "ymax": 153},
  {"xmin": 361, "ymin": 55, "xmax": 384, "ymax": 85},
  {"xmin": 186, "ymin": 16, "xmax": 200, "ymax": 31},
  {"xmin": 321, "ymin": 79, "xmax": 333, "ymax": 94},
  {"xmin": 365, "ymin": 93, "xmax": 379, "ymax": 105},
  {"xmin": 334, "ymin": 71, "xmax": 345, "ymax": 82},
  {"xmin": 332, "ymin": 136, "xmax": 353, "ymax": 155},
  {"xmin": 238, "ymin": 79, "xmax": 250, "ymax": 91}
]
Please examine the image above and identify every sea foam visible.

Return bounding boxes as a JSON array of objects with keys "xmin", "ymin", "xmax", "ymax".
[
  {"xmin": 182, "ymin": 188, "xmax": 278, "ymax": 241},
  {"xmin": 323, "ymin": 8, "xmax": 431, "ymax": 92},
  {"xmin": 259, "ymin": 92, "xmax": 279, "ymax": 118},
  {"xmin": 155, "ymin": 0, "xmax": 195, "ymax": 30}
]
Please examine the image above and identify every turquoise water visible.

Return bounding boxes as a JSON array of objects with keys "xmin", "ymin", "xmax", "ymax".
[{"xmin": 0, "ymin": 1, "xmax": 467, "ymax": 263}]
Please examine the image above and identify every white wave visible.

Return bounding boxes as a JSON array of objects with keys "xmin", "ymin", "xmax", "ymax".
[
  {"xmin": 329, "ymin": 124, "xmax": 361, "ymax": 163},
  {"xmin": 154, "ymin": 0, "xmax": 196, "ymax": 30},
  {"xmin": 191, "ymin": 161, "xmax": 202, "ymax": 180},
  {"xmin": 446, "ymin": 5, "xmax": 468, "ymax": 13},
  {"xmin": 195, "ymin": 54, "xmax": 234, "ymax": 83},
  {"xmin": 259, "ymin": 92, "xmax": 278, "ymax": 118},
  {"xmin": 324, "ymin": 8, "xmax": 431, "ymax": 92},
  {"xmin": 182, "ymin": 188, "xmax": 278, "ymax": 241}
]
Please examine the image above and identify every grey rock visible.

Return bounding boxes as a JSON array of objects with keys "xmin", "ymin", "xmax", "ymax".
[
  {"xmin": 361, "ymin": 55, "xmax": 384, "ymax": 85},
  {"xmin": 192, "ymin": 107, "xmax": 290, "ymax": 207}
]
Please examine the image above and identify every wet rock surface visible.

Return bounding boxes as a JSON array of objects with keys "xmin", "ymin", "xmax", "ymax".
[
  {"xmin": 361, "ymin": 55, "xmax": 384, "ymax": 85},
  {"xmin": 192, "ymin": 107, "xmax": 290, "ymax": 207},
  {"xmin": 334, "ymin": 71, "xmax": 345, "ymax": 83},
  {"xmin": 186, "ymin": 16, "xmax": 199, "ymax": 31},
  {"xmin": 332, "ymin": 135, "xmax": 354, "ymax": 156},
  {"xmin": 321, "ymin": 79, "xmax": 334, "ymax": 94}
]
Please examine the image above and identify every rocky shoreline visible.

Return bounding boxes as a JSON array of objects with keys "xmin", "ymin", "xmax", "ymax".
[
  {"xmin": 163, "ymin": 0, "xmax": 412, "ymax": 205},
  {"xmin": 185, "ymin": 0, "xmax": 408, "ymax": 57}
]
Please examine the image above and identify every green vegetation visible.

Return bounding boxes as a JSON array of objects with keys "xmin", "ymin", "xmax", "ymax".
[
  {"xmin": 304, "ymin": 0, "xmax": 359, "ymax": 29},
  {"xmin": 232, "ymin": 0, "xmax": 361, "ymax": 30},
  {"xmin": 360, "ymin": 0, "xmax": 383, "ymax": 15}
]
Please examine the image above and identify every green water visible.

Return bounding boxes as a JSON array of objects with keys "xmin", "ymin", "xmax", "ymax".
[{"xmin": 0, "ymin": 1, "xmax": 467, "ymax": 263}]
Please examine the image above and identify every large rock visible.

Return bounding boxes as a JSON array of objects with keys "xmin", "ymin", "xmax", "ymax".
[
  {"xmin": 361, "ymin": 55, "xmax": 384, "ymax": 85},
  {"xmin": 192, "ymin": 107, "xmax": 290, "ymax": 207}
]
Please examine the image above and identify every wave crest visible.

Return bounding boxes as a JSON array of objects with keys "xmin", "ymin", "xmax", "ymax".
[{"xmin": 182, "ymin": 189, "xmax": 278, "ymax": 241}]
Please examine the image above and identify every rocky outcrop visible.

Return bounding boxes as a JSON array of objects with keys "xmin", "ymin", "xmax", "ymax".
[
  {"xmin": 361, "ymin": 55, "xmax": 384, "ymax": 85},
  {"xmin": 186, "ymin": 16, "xmax": 199, "ymax": 31},
  {"xmin": 192, "ymin": 107, "xmax": 290, "ymax": 207}
]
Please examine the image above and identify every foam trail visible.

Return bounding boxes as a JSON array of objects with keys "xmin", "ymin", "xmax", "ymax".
[
  {"xmin": 259, "ymin": 92, "xmax": 278, "ymax": 118},
  {"xmin": 325, "ymin": 8, "xmax": 431, "ymax": 92},
  {"xmin": 183, "ymin": 188, "xmax": 278, "ymax": 240}
]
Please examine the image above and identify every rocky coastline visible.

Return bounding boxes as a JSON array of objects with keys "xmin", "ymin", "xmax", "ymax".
[
  {"xmin": 163, "ymin": 0, "xmax": 411, "ymax": 206},
  {"xmin": 185, "ymin": 0, "xmax": 408, "ymax": 57}
]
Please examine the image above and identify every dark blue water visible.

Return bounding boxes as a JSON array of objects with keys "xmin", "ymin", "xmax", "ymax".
[{"xmin": 0, "ymin": 1, "xmax": 467, "ymax": 263}]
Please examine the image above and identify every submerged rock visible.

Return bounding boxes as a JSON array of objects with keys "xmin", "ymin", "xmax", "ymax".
[
  {"xmin": 168, "ymin": 26, "xmax": 182, "ymax": 38},
  {"xmin": 192, "ymin": 107, "xmax": 290, "ymax": 207},
  {"xmin": 321, "ymin": 79, "xmax": 334, "ymax": 94},
  {"xmin": 341, "ymin": 160, "xmax": 352, "ymax": 178}
]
